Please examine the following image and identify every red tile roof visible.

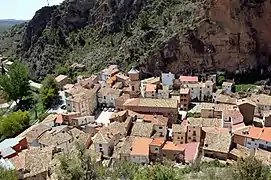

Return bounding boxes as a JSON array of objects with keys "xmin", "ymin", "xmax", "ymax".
[
  {"xmin": 183, "ymin": 142, "xmax": 200, "ymax": 162},
  {"xmin": 247, "ymin": 127, "xmax": 262, "ymax": 139},
  {"xmin": 145, "ymin": 84, "xmax": 156, "ymax": 92},
  {"xmin": 259, "ymin": 128, "xmax": 271, "ymax": 142},
  {"xmin": 179, "ymin": 76, "xmax": 198, "ymax": 82},
  {"xmin": 55, "ymin": 114, "xmax": 64, "ymax": 124},
  {"xmin": 162, "ymin": 141, "xmax": 185, "ymax": 151},
  {"xmin": 130, "ymin": 137, "xmax": 152, "ymax": 156},
  {"xmin": 150, "ymin": 138, "xmax": 165, "ymax": 147}
]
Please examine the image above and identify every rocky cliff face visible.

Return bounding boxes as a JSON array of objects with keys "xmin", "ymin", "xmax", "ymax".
[
  {"xmin": 2, "ymin": 0, "xmax": 271, "ymax": 80},
  {"xmin": 142, "ymin": 0, "xmax": 271, "ymax": 78}
]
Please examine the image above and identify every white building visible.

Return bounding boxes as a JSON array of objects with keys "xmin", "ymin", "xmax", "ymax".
[
  {"xmin": 161, "ymin": 72, "xmax": 175, "ymax": 89},
  {"xmin": 130, "ymin": 137, "xmax": 152, "ymax": 164},
  {"xmin": 98, "ymin": 87, "xmax": 122, "ymax": 107},
  {"xmin": 222, "ymin": 82, "xmax": 234, "ymax": 94},
  {"xmin": 100, "ymin": 65, "xmax": 119, "ymax": 81},
  {"xmin": 184, "ymin": 81, "xmax": 214, "ymax": 101}
]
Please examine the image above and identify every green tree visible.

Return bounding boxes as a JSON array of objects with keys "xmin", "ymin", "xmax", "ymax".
[
  {"xmin": 217, "ymin": 75, "xmax": 225, "ymax": 86},
  {"xmin": 56, "ymin": 65, "xmax": 69, "ymax": 75},
  {"xmin": 0, "ymin": 110, "xmax": 30, "ymax": 138},
  {"xmin": 0, "ymin": 168, "xmax": 18, "ymax": 180},
  {"xmin": 0, "ymin": 62, "xmax": 30, "ymax": 104},
  {"xmin": 232, "ymin": 156, "xmax": 270, "ymax": 180},
  {"xmin": 56, "ymin": 142, "xmax": 100, "ymax": 180},
  {"xmin": 40, "ymin": 75, "xmax": 59, "ymax": 109}
]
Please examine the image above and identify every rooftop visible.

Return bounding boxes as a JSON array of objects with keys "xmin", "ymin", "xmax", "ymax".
[
  {"xmin": 216, "ymin": 94, "xmax": 237, "ymax": 105},
  {"xmin": 143, "ymin": 115, "xmax": 168, "ymax": 126},
  {"xmin": 180, "ymin": 88, "xmax": 190, "ymax": 94},
  {"xmin": 98, "ymin": 87, "xmax": 122, "ymax": 97},
  {"xmin": 131, "ymin": 122, "xmax": 153, "ymax": 137},
  {"xmin": 42, "ymin": 114, "xmax": 57, "ymax": 123},
  {"xmin": 123, "ymin": 98, "xmax": 178, "ymax": 109},
  {"xmin": 55, "ymin": 74, "xmax": 68, "ymax": 83},
  {"xmin": 130, "ymin": 137, "xmax": 152, "ymax": 156},
  {"xmin": 128, "ymin": 67, "xmax": 139, "ymax": 74},
  {"xmin": 102, "ymin": 65, "xmax": 119, "ymax": 75},
  {"xmin": 38, "ymin": 130, "xmax": 72, "ymax": 147},
  {"xmin": 119, "ymin": 136, "xmax": 135, "ymax": 155},
  {"xmin": 249, "ymin": 94, "xmax": 271, "ymax": 106},
  {"xmin": 150, "ymin": 137, "xmax": 165, "ymax": 147},
  {"xmin": 19, "ymin": 123, "xmax": 51, "ymax": 143},
  {"xmin": 229, "ymin": 146, "xmax": 251, "ymax": 159},
  {"xmin": 179, "ymin": 76, "xmax": 198, "ymax": 82},
  {"xmin": 203, "ymin": 127, "xmax": 231, "ymax": 154},
  {"xmin": 162, "ymin": 141, "xmax": 185, "ymax": 151},
  {"xmin": 116, "ymin": 73, "xmax": 129, "ymax": 80},
  {"xmin": 187, "ymin": 118, "xmax": 222, "ymax": 128},
  {"xmin": 0, "ymin": 137, "xmax": 24, "ymax": 150},
  {"xmin": 259, "ymin": 128, "xmax": 271, "ymax": 142},
  {"xmin": 67, "ymin": 89, "xmax": 96, "ymax": 102},
  {"xmin": 194, "ymin": 102, "xmax": 235, "ymax": 114},
  {"xmin": 223, "ymin": 108, "xmax": 244, "ymax": 125},
  {"xmin": 145, "ymin": 84, "xmax": 157, "ymax": 92},
  {"xmin": 172, "ymin": 124, "xmax": 187, "ymax": 133},
  {"xmin": 141, "ymin": 77, "xmax": 160, "ymax": 84},
  {"xmin": 183, "ymin": 142, "xmax": 200, "ymax": 162},
  {"xmin": 222, "ymin": 81, "xmax": 234, "ymax": 86}
]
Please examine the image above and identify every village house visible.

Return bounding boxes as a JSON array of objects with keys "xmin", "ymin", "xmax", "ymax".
[
  {"xmin": 149, "ymin": 138, "xmax": 166, "ymax": 162},
  {"xmin": 123, "ymin": 98, "xmax": 179, "ymax": 125},
  {"xmin": 229, "ymin": 145, "xmax": 251, "ymax": 161},
  {"xmin": 184, "ymin": 81, "xmax": 214, "ymax": 101},
  {"xmin": 249, "ymin": 94, "xmax": 271, "ymax": 116},
  {"xmin": 118, "ymin": 136, "xmax": 135, "ymax": 161},
  {"xmin": 222, "ymin": 81, "xmax": 234, "ymax": 94},
  {"xmin": 141, "ymin": 84, "xmax": 157, "ymax": 98},
  {"xmin": 100, "ymin": 65, "xmax": 119, "ymax": 81},
  {"xmin": 172, "ymin": 123, "xmax": 187, "ymax": 145},
  {"xmin": 237, "ymin": 99, "xmax": 256, "ymax": 125},
  {"xmin": 179, "ymin": 76, "xmax": 198, "ymax": 85},
  {"xmin": 263, "ymin": 111, "xmax": 271, "ymax": 127},
  {"xmin": 186, "ymin": 117, "xmax": 222, "ymax": 144},
  {"xmin": 93, "ymin": 120, "xmax": 132, "ymax": 157},
  {"xmin": 141, "ymin": 77, "xmax": 161, "ymax": 89},
  {"xmin": 116, "ymin": 72, "xmax": 130, "ymax": 87},
  {"xmin": 98, "ymin": 87, "xmax": 122, "ymax": 107},
  {"xmin": 180, "ymin": 88, "xmax": 190, "ymax": 111},
  {"xmin": 66, "ymin": 86, "xmax": 97, "ymax": 116},
  {"xmin": 115, "ymin": 93, "xmax": 130, "ymax": 111},
  {"xmin": 70, "ymin": 116, "xmax": 95, "ymax": 127},
  {"xmin": 0, "ymin": 137, "xmax": 28, "ymax": 159},
  {"xmin": 18, "ymin": 123, "xmax": 52, "ymax": 147},
  {"xmin": 157, "ymin": 85, "xmax": 170, "ymax": 99},
  {"xmin": 42, "ymin": 114, "xmax": 58, "ymax": 127},
  {"xmin": 55, "ymin": 112, "xmax": 80, "ymax": 126},
  {"xmin": 128, "ymin": 67, "xmax": 141, "ymax": 98},
  {"xmin": 202, "ymin": 127, "xmax": 231, "ymax": 160},
  {"xmin": 182, "ymin": 142, "xmax": 200, "ymax": 164},
  {"xmin": 130, "ymin": 137, "xmax": 153, "ymax": 164},
  {"xmin": 10, "ymin": 147, "xmax": 54, "ymax": 180},
  {"xmin": 38, "ymin": 125, "xmax": 72, "ymax": 152},
  {"xmin": 55, "ymin": 74, "xmax": 72, "ymax": 90},
  {"xmin": 131, "ymin": 122, "xmax": 154, "ymax": 138},
  {"xmin": 76, "ymin": 75, "xmax": 99, "ymax": 89},
  {"xmin": 109, "ymin": 110, "xmax": 128, "ymax": 122},
  {"xmin": 222, "ymin": 107, "xmax": 244, "ymax": 131},
  {"xmin": 233, "ymin": 126, "xmax": 271, "ymax": 152},
  {"xmin": 142, "ymin": 114, "xmax": 168, "ymax": 138},
  {"xmin": 162, "ymin": 141, "xmax": 185, "ymax": 163},
  {"xmin": 200, "ymin": 103, "xmax": 236, "ymax": 119},
  {"xmin": 161, "ymin": 72, "xmax": 175, "ymax": 89},
  {"xmin": 213, "ymin": 93, "xmax": 237, "ymax": 105}
]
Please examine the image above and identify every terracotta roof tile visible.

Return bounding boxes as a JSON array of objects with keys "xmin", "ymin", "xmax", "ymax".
[
  {"xmin": 179, "ymin": 76, "xmax": 198, "ymax": 82},
  {"xmin": 162, "ymin": 141, "xmax": 185, "ymax": 151},
  {"xmin": 150, "ymin": 138, "xmax": 165, "ymax": 147},
  {"xmin": 130, "ymin": 137, "xmax": 152, "ymax": 156},
  {"xmin": 247, "ymin": 127, "xmax": 262, "ymax": 139},
  {"xmin": 145, "ymin": 84, "xmax": 156, "ymax": 92},
  {"xmin": 259, "ymin": 128, "xmax": 271, "ymax": 142},
  {"xmin": 183, "ymin": 142, "xmax": 200, "ymax": 162}
]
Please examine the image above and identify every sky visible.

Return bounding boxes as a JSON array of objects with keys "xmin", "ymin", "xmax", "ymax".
[{"xmin": 0, "ymin": 0, "xmax": 64, "ymax": 20}]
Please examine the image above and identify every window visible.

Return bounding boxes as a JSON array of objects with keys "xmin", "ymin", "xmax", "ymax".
[
  {"xmin": 155, "ymin": 148, "xmax": 158, "ymax": 151},
  {"xmin": 188, "ymin": 137, "xmax": 191, "ymax": 140},
  {"xmin": 189, "ymin": 130, "xmax": 191, "ymax": 132},
  {"xmin": 104, "ymin": 96, "xmax": 106, "ymax": 99},
  {"xmin": 181, "ymin": 137, "xmax": 183, "ymax": 139},
  {"xmin": 159, "ymin": 127, "xmax": 163, "ymax": 129},
  {"xmin": 99, "ymin": 144, "xmax": 103, "ymax": 147},
  {"xmin": 132, "ymin": 86, "xmax": 135, "ymax": 91},
  {"xmin": 68, "ymin": 104, "xmax": 71, "ymax": 106},
  {"xmin": 251, "ymin": 139, "xmax": 255, "ymax": 141},
  {"xmin": 193, "ymin": 131, "xmax": 196, "ymax": 136},
  {"xmin": 177, "ymin": 137, "xmax": 180, "ymax": 140},
  {"xmin": 247, "ymin": 142, "xmax": 251, "ymax": 145}
]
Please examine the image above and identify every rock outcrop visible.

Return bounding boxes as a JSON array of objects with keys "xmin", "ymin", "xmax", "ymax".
[{"xmin": 1, "ymin": 0, "xmax": 271, "ymax": 80}]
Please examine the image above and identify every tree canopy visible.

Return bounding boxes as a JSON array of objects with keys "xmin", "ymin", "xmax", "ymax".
[
  {"xmin": 0, "ymin": 168, "xmax": 18, "ymax": 180},
  {"xmin": 0, "ymin": 62, "xmax": 30, "ymax": 103},
  {"xmin": 0, "ymin": 110, "xmax": 30, "ymax": 138},
  {"xmin": 40, "ymin": 74, "xmax": 59, "ymax": 109}
]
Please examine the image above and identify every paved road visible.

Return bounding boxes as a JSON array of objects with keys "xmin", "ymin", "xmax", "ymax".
[{"xmin": 47, "ymin": 91, "xmax": 67, "ymax": 114}]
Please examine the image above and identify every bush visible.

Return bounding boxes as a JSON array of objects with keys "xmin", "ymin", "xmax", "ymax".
[{"xmin": 0, "ymin": 110, "xmax": 30, "ymax": 138}]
